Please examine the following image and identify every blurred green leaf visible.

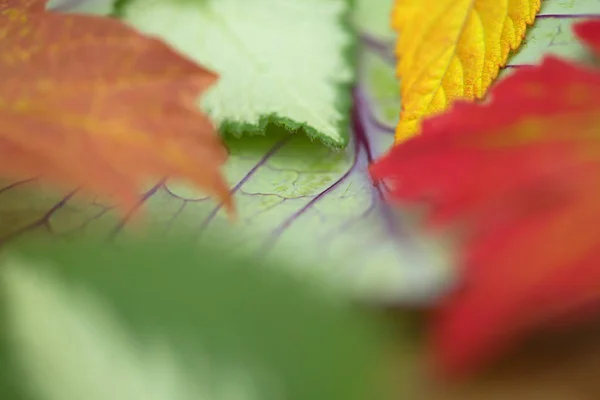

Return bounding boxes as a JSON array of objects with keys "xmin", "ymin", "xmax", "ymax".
[{"xmin": 0, "ymin": 235, "xmax": 387, "ymax": 400}]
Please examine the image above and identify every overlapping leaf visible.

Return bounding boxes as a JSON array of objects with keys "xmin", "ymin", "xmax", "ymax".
[
  {"xmin": 0, "ymin": 0, "xmax": 232, "ymax": 214},
  {"xmin": 114, "ymin": 0, "xmax": 355, "ymax": 148},
  {"xmin": 392, "ymin": 0, "xmax": 540, "ymax": 141},
  {"xmin": 371, "ymin": 19, "xmax": 600, "ymax": 377}
]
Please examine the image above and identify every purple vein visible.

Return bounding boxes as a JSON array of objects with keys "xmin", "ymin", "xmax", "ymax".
[
  {"xmin": 353, "ymin": 93, "xmax": 378, "ymax": 165},
  {"xmin": 360, "ymin": 33, "xmax": 394, "ymax": 51},
  {"xmin": 504, "ymin": 63, "xmax": 536, "ymax": 68},
  {"xmin": 360, "ymin": 34, "xmax": 396, "ymax": 64},
  {"xmin": 55, "ymin": 205, "xmax": 113, "ymax": 237},
  {"xmin": 260, "ymin": 85, "xmax": 408, "ymax": 254},
  {"xmin": 0, "ymin": 178, "xmax": 36, "ymax": 195},
  {"xmin": 0, "ymin": 189, "xmax": 78, "ymax": 247},
  {"xmin": 196, "ymin": 136, "xmax": 291, "ymax": 233},
  {"xmin": 366, "ymin": 105, "xmax": 396, "ymax": 134},
  {"xmin": 163, "ymin": 183, "xmax": 209, "ymax": 201},
  {"xmin": 263, "ymin": 123, "xmax": 361, "ymax": 247},
  {"xmin": 109, "ymin": 181, "xmax": 164, "ymax": 237},
  {"xmin": 354, "ymin": 86, "xmax": 403, "ymax": 238},
  {"xmin": 76, "ymin": 207, "xmax": 112, "ymax": 231},
  {"xmin": 537, "ymin": 14, "xmax": 600, "ymax": 19},
  {"xmin": 356, "ymin": 38, "xmax": 398, "ymax": 133},
  {"xmin": 162, "ymin": 201, "xmax": 187, "ymax": 235}
]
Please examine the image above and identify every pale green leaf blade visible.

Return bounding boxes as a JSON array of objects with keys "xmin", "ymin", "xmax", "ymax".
[
  {"xmin": 498, "ymin": 0, "xmax": 600, "ymax": 79},
  {"xmin": 352, "ymin": 0, "xmax": 395, "ymax": 40},
  {"xmin": 47, "ymin": 0, "xmax": 113, "ymax": 14},
  {"xmin": 113, "ymin": 0, "xmax": 355, "ymax": 148}
]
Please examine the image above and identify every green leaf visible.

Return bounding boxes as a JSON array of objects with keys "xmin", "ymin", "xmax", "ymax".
[
  {"xmin": 0, "ymin": 236, "xmax": 386, "ymax": 400},
  {"xmin": 111, "ymin": 0, "xmax": 356, "ymax": 148},
  {"xmin": 352, "ymin": 0, "xmax": 395, "ymax": 40},
  {"xmin": 498, "ymin": 1, "xmax": 600, "ymax": 79},
  {"xmin": 47, "ymin": 0, "xmax": 113, "ymax": 14}
]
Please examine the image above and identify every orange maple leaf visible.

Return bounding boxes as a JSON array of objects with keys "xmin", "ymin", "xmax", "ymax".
[
  {"xmin": 392, "ymin": 0, "xmax": 540, "ymax": 142},
  {"xmin": 371, "ymin": 19, "xmax": 600, "ymax": 379},
  {"xmin": 0, "ymin": 0, "xmax": 233, "ymax": 214}
]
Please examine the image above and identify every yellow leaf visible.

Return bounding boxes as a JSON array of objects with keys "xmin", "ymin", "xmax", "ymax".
[{"xmin": 392, "ymin": 0, "xmax": 540, "ymax": 142}]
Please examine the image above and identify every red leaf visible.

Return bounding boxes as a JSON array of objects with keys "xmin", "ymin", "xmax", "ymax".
[
  {"xmin": 573, "ymin": 19, "xmax": 600, "ymax": 55},
  {"xmin": 0, "ymin": 0, "xmax": 233, "ymax": 215},
  {"xmin": 370, "ymin": 20, "xmax": 600, "ymax": 378}
]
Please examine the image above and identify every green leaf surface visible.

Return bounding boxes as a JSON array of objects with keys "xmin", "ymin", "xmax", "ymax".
[
  {"xmin": 352, "ymin": 0, "xmax": 395, "ymax": 40},
  {"xmin": 0, "ymin": 236, "xmax": 385, "ymax": 400},
  {"xmin": 112, "ymin": 0, "xmax": 355, "ymax": 148},
  {"xmin": 4, "ymin": 0, "xmax": 597, "ymax": 303},
  {"xmin": 361, "ymin": 0, "xmax": 600, "ymax": 126},
  {"xmin": 47, "ymin": 0, "xmax": 113, "ymax": 13}
]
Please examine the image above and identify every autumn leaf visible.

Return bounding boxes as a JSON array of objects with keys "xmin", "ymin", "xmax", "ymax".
[
  {"xmin": 0, "ymin": 0, "xmax": 42, "ymax": 11},
  {"xmin": 371, "ymin": 19, "xmax": 600, "ymax": 378},
  {"xmin": 0, "ymin": 0, "xmax": 233, "ymax": 214},
  {"xmin": 392, "ymin": 0, "xmax": 540, "ymax": 141},
  {"xmin": 573, "ymin": 18, "xmax": 600, "ymax": 55}
]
